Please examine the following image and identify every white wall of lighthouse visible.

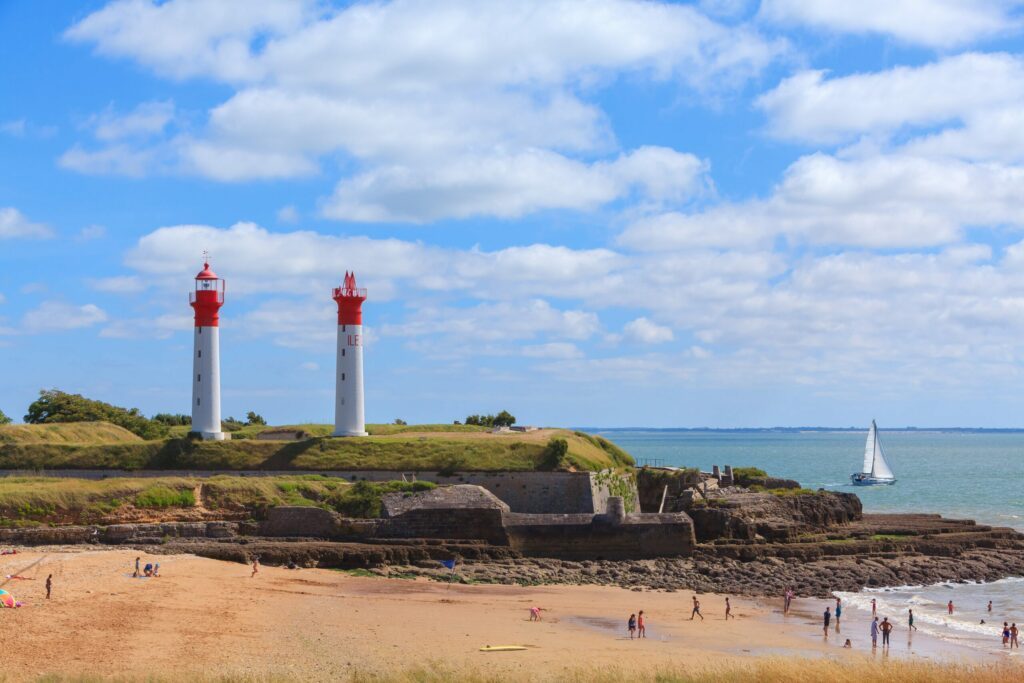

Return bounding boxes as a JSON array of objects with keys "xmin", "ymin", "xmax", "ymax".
[
  {"xmin": 334, "ymin": 322, "xmax": 366, "ymax": 436},
  {"xmin": 191, "ymin": 325, "xmax": 224, "ymax": 439}
]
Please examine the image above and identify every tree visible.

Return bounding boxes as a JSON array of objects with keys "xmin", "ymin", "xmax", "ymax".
[
  {"xmin": 493, "ymin": 410, "xmax": 516, "ymax": 427},
  {"xmin": 0, "ymin": 408, "xmax": 11, "ymax": 425},
  {"xmin": 393, "ymin": 418, "xmax": 407, "ymax": 425},
  {"xmin": 222, "ymin": 416, "xmax": 245, "ymax": 432},
  {"xmin": 152, "ymin": 413, "xmax": 191, "ymax": 426},
  {"xmin": 24, "ymin": 389, "xmax": 167, "ymax": 439},
  {"xmin": 245, "ymin": 411, "xmax": 267, "ymax": 426}
]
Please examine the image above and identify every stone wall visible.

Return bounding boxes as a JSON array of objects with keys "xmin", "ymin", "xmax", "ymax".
[{"xmin": 504, "ymin": 511, "xmax": 695, "ymax": 560}]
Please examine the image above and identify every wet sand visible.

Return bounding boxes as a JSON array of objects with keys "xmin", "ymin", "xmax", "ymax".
[{"xmin": 0, "ymin": 549, "xmax": 994, "ymax": 681}]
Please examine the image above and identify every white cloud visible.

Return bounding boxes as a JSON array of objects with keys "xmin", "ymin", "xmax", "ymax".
[
  {"xmin": 300, "ymin": 361, "xmax": 319, "ymax": 371},
  {"xmin": 521, "ymin": 342, "xmax": 584, "ymax": 359},
  {"xmin": 757, "ymin": 53, "xmax": 1024, "ymax": 145},
  {"xmin": 323, "ymin": 147, "xmax": 708, "ymax": 223},
  {"xmin": 1, "ymin": 120, "xmax": 26, "ymax": 137},
  {"xmin": 88, "ymin": 275, "xmax": 147, "ymax": 293},
  {"xmin": 759, "ymin": 0, "xmax": 1022, "ymax": 48},
  {"xmin": 276, "ymin": 205, "xmax": 299, "ymax": 224},
  {"xmin": 63, "ymin": 0, "xmax": 780, "ymax": 220},
  {"xmin": 0, "ymin": 207, "xmax": 53, "ymax": 239},
  {"xmin": 77, "ymin": 225, "xmax": 107, "ymax": 241},
  {"xmin": 91, "ymin": 100, "xmax": 175, "ymax": 141},
  {"xmin": 22, "ymin": 301, "xmax": 108, "ymax": 332},
  {"xmin": 99, "ymin": 313, "xmax": 191, "ymax": 339},
  {"xmin": 382, "ymin": 300, "xmax": 600, "ymax": 343},
  {"xmin": 624, "ymin": 317, "xmax": 675, "ymax": 344}
]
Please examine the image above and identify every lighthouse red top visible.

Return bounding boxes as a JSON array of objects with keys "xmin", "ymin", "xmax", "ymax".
[
  {"xmin": 333, "ymin": 271, "xmax": 367, "ymax": 325},
  {"xmin": 190, "ymin": 260, "xmax": 225, "ymax": 327}
]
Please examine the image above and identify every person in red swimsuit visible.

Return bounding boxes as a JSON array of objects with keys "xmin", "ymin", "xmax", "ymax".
[{"xmin": 637, "ymin": 610, "xmax": 646, "ymax": 638}]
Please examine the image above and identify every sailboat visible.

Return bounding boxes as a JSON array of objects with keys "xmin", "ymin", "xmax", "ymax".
[{"xmin": 851, "ymin": 420, "xmax": 896, "ymax": 486}]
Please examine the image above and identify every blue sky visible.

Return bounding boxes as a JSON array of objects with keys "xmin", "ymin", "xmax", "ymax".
[{"xmin": 4, "ymin": 0, "xmax": 1024, "ymax": 428}]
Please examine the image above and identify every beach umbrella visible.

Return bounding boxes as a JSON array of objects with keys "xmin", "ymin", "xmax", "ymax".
[{"xmin": 0, "ymin": 589, "xmax": 16, "ymax": 608}]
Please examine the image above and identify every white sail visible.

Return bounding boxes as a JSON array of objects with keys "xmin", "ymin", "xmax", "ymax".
[
  {"xmin": 869, "ymin": 426, "xmax": 895, "ymax": 479},
  {"xmin": 861, "ymin": 421, "xmax": 876, "ymax": 474}
]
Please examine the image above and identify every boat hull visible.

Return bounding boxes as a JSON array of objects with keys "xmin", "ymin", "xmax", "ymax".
[{"xmin": 851, "ymin": 474, "xmax": 896, "ymax": 486}]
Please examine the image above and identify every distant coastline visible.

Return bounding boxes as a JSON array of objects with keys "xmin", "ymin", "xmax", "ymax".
[{"xmin": 579, "ymin": 426, "xmax": 1024, "ymax": 434}]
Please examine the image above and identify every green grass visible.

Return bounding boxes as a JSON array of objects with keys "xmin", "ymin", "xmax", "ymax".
[
  {"xmin": 0, "ymin": 426, "xmax": 633, "ymax": 472},
  {"xmin": 134, "ymin": 485, "xmax": 196, "ymax": 508},
  {"xmin": 0, "ymin": 421, "xmax": 143, "ymax": 444},
  {"xmin": 870, "ymin": 533, "xmax": 913, "ymax": 541}
]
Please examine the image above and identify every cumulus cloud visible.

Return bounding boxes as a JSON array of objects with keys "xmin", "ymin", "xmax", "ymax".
[
  {"xmin": 759, "ymin": 0, "xmax": 1022, "ymax": 48},
  {"xmin": 0, "ymin": 207, "xmax": 53, "ymax": 239},
  {"xmin": 62, "ymin": 0, "xmax": 779, "ymax": 220},
  {"xmin": 22, "ymin": 301, "xmax": 108, "ymax": 332},
  {"xmin": 624, "ymin": 317, "xmax": 675, "ymax": 344}
]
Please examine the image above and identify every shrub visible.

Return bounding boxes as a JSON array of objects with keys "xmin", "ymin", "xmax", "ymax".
[
  {"xmin": 329, "ymin": 480, "xmax": 435, "ymax": 518},
  {"xmin": 0, "ymin": 409, "xmax": 11, "ymax": 425},
  {"xmin": 540, "ymin": 437, "xmax": 569, "ymax": 470},
  {"xmin": 24, "ymin": 389, "xmax": 168, "ymax": 440},
  {"xmin": 135, "ymin": 486, "xmax": 195, "ymax": 508},
  {"xmin": 731, "ymin": 467, "xmax": 768, "ymax": 485}
]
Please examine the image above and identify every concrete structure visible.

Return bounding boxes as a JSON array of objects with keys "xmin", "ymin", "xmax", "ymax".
[
  {"xmin": 255, "ymin": 428, "xmax": 308, "ymax": 441},
  {"xmin": 189, "ymin": 259, "xmax": 228, "ymax": 441},
  {"xmin": 333, "ymin": 272, "xmax": 367, "ymax": 437}
]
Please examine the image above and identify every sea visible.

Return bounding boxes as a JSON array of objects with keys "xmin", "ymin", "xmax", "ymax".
[{"xmin": 598, "ymin": 429, "xmax": 1024, "ymax": 656}]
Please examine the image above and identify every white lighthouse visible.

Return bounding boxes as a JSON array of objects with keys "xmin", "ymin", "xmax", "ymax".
[
  {"xmin": 189, "ymin": 259, "xmax": 228, "ymax": 440},
  {"xmin": 333, "ymin": 271, "xmax": 367, "ymax": 437}
]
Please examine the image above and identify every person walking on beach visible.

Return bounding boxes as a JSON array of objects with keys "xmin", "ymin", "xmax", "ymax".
[
  {"xmin": 690, "ymin": 596, "xmax": 703, "ymax": 621},
  {"xmin": 251, "ymin": 556, "xmax": 259, "ymax": 578},
  {"xmin": 880, "ymin": 617, "xmax": 893, "ymax": 647},
  {"xmin": 871, "ymin": 598, "xmax": 877, "ymax": 617},
  {"xmin": 627, "ymin": 613, "xmax": 637, "ymax": 639},
  {"xmin": 870, "ymin": 617, "xmax": 879, "ymax": 648},
  {"xmin": 133, "ymin": 556, "xmax": 141, "ymax": 578},
  {"xmin": 784, "ymin": 587, "xmax": 792, "ymax": 614},
  {"xmin": 45, "ymin": 574, "xmax": 52, "ymax": 600},
  {"xmin": 908, "ymin": 609, "xmax": 917, "ymax": 631},
  {"xmin": 637, "ymin": 610, "xmax": 646, "ymax": 638},
  {"xmin": 725, "ymin": 597, "xmax": 734, "ymax": 620},
  {"xmin": 1012, "ymin": 623, "xmax": 1019, "ymax": 649},
  {"xmin": 1002, "ymin": 622, "xmax": 1010, "ymax": 647},
  {"xmin": 947, "ymin": 600, "xmax": 954, "ymax": 615},
  {"xmin": 823, "ymin": 606, "xmax": 831, "ymax": 637}
]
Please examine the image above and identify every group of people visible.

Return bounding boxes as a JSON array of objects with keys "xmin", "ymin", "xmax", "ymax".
[
  {"xmin": 624, "ymin": 595, "xmax": 736, "ymax": 639},
  {"xmin": 132, "ymin": 556, "xmax": 160, "ymax": 578}
]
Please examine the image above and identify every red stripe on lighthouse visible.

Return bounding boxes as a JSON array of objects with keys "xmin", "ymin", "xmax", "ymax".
[{"xmin": 333, "ymin": 271, "xmax": 367, "ymax": 325}]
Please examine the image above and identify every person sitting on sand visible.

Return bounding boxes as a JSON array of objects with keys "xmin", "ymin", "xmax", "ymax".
[
  {"xmin": 153, "ymin": 563, "xmax": 160, "ymax": 577},
  {"xmin": 529, "ymin": 607, "xmax": 542, "ymax": 621},
  {"xmin": 725, "ymin": 597, "xmax": 734, "ymax": 620},
  {"xmin": 880, "ymin": 617, "xmax": 893, "ymax": 647},
  {"xmin": 843, "ymin": 639, "xmax": 852, "ymax": 648},
  {"xmin": 1011, "ymin": 623, "xmax": 1019, "ymax": 649},
  {"xmin": 637, "ymin": 610, "xmax": 646, "ymax": 638},
  {"xmin": 628, "ymin": 613, "xmax": 637, "ymax": 640},
  {"xmin": 823, "ymin": 607, "xmax": 831, "ymax": 636},
  {"xmin": 143, "ymin": 563, "xmax": 153, "ymax": 577},
  {"xmin": 1003, "ymin": 623, "xmax": 1010, "ymax": 647},
  {"xmin": 870, "ymin": 617, "xmax": 879, "ymax": 648},
  {"xmin": 690, "ymin": 596, "xmax": 703, "ymax": 621}
]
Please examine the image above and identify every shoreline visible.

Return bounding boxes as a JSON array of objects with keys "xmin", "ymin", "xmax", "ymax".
[{"xmin": 0, "ymin": 548, "xmax": 1019, "ymax": 681}]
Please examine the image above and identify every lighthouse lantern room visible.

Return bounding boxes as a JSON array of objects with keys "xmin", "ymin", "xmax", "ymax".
[
  {"xmin": 333, "ymin": 272, "xmax": 368, "ymax": 437},
  {"xmin": 189, "ymin": 257, "xmax": 229, "ymax": 441}
]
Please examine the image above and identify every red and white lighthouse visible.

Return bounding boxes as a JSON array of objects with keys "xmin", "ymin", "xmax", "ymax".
[
  {"xmin": 189, "ymin": 258, "xmax": 228, "ymax": 440},
  {"xmin": 333, "ymin": 272, "xmax": 367, "ymax": 437}
]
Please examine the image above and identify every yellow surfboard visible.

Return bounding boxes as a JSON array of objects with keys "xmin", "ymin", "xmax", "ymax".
[{"xmin": 479, "ymin": 645, "xmax": 528, "ymax": 652}]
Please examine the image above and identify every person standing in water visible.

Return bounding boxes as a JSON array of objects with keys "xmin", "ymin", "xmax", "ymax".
[
  {"xmin": 1011, "ymin": 623, "xmax": 1019, "ymax": 649},
  {"xmin": 988, "ymin": 600, "xmax": 993, "ymax": 613},
  {"xmin": 880, "ymin": 617, "xmax": 893, "ymax": 647},
  {"xmin": 627, "ymin": 613, "xmax": 637, "ymax": 639},
  {"xmin": 637, "ymin": 610, "xmax": 646, "ymax": 638},
  {"xmin": 1003, "ymin": 623, "xmax": 1011, "ymax": 647},
  {"xmin": 834, "ymin": 598, "xmax": 842, "ymax": 630},
  {"xmin": 947, "ymin": 600, "xmax": 954, "ymax": 615},
  {"xmin": 870, "ymin": 616, "xmax": 879, "ymax": 648},
  {"xmin": 725, "ymin": 597, "xmax": 734, "ymax": 620},
  {"xmin": 871, "ymin": 598, "xmax": 877, "ymax": 617},
  {"xmin": 823, "ymin": 606, "xmax": 831, "ymax": 637},
  {"xmin": 908, "ymin": 609, "xmax": 917, "ymax": 631},
  {"xmin": 690, "ymin": 596, "xmax": 704, "ymax": 621}
]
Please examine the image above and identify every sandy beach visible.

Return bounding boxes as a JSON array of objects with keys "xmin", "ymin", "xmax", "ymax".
[{"xmin": 0, "ymin": 548, "xmax": 1005, "ymax": 681}]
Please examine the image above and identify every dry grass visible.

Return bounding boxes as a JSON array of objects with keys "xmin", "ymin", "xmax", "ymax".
[{"xmin": 0, "ymin": 421, "xmax": 143, "ymax": 445}]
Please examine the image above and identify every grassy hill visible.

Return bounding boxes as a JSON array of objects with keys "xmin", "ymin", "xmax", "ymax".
[
  {"xmin": 0, "ymin": 424, "xmax": 634, "ymax": 472},
  {"xmin": 0, "ymin": 422, "xmax": 143, "ymax": 445}
]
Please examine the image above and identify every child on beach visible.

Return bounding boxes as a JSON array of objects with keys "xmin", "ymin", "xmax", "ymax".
[
  {"xmin": 784, "ymin": 588, "xmax": 792, "ymax": 614},
  {"xmin": 870, "ymin": 617, "xmax": 879, "ymax": 647},
  {"xmin": 45, "ymin": 574, "xmax": 51, "ymax": 600},
  {"xmin": 1012, "ymin": 623, "xmax": 1019, "ymax": 648},
  {"xmin": 1003, "ymin": 623, "xmax": 1010, "ymax": 647},
  {"xmin": 725, "ymin": 597, "xmax": 734, "ymax": 620},
  {"xmin": 871, "ymin": 598, "xmax": 876, "ymax": 616},
  {"xmin": 690, "ymin": 596, "xmax": 703, "ymax": 621},
  {"xmin": 823, "ymin": 607, "xmax": 831, "ymax": 636},
  {"xmin": 947, "ymin": 600, "xmax": 954, "ymax": 615},
  {"xmin": 251, "ymin": 556, "xmax": 259, "ymax": 578},
  {"xmin": 908, "ymin": 609, "xmax": 917, "ymax": 631},
  {"xmin": 529, "ymin": 607, "xmax": 543, "ymax": 621},
  {"xmin": 843, "ymin": 639, "xmax": 852, "ymax": 648},
  {"xmin": 637, "ymin": 610, "xmax": 646, "ymax": 638},
  {"xmin": 988, "ymin": 600, "xmax": 993, "ymax": 613},
  {"xmin": 628, "ymin": 613, "xmax": 637, "ymax": 639},
  {"xmin": 834, "ymin": 598, "xmax": 842, "ymax": 629},
  {"xmin": 133, "ymin": 556, "xmax": 141, "ymax": 578}
]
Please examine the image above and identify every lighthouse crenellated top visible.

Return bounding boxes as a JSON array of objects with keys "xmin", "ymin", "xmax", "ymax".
[{"xmin": 333, "ymin": 271, "xmax": 367, "ymax": 325}]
